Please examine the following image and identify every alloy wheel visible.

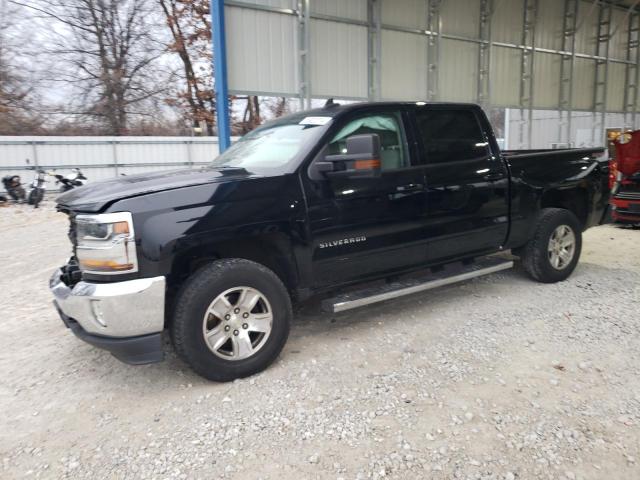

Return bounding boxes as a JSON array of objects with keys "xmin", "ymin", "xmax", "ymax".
[
  {"xmin": 547, "ymin": 225, "xmax": 576, "ymax": 270},
  {"xmin": 202, "ymin": 286, "xmax": 273, "ymax": 361}
]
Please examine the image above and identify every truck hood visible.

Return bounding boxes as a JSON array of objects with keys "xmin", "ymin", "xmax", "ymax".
[{"xmin": 57, "ymin": 167, "xmax": 253, "ymax": 212}]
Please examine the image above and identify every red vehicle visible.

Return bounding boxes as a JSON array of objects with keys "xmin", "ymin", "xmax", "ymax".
[{"xmin": 610, "ymin": 130, "xmax": 640, "ymax": 225}]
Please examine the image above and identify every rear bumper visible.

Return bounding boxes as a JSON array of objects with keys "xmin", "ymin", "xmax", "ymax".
[{"xmin": 50, "ymin": 268, "xmax": 166, "ymax": 364}]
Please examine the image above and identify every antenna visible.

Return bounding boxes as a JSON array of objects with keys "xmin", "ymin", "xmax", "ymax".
[{"xmin": 324, "ymin": 98, "xmax": 339, "ymax": 108}]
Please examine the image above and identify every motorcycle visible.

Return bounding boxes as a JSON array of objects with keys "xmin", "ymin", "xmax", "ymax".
[
  {"xmin": 26, "ymin": 167, "xmax": 47, "ymax": 208},
  {"xmin": 51, "ymin": 168, "xmax": 87, "ymax": 192},
  {"xmin": 2, "ymin": 174, "xmax": 26, "ymax": 202}
]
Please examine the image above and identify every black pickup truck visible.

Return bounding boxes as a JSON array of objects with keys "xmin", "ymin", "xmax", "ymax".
[{"xmin": 50, "ymin": 102, "xmax": 610, "ymax": 381}]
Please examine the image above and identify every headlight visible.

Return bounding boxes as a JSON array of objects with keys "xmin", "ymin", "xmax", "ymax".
[{"xmin": 75, "ymin": 212, "xmax": 138, "ymax": 274}]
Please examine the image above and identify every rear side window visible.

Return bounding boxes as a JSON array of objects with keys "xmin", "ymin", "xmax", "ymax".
[{"xmin": 416, "ymin": 109, "xmax": 489, "ymax": 163}]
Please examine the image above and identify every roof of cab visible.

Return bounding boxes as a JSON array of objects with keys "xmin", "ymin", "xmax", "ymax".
[
  {"xmin": 316, "ymin": 100, "xmax": 479, "ymax": 115},
  {"xmin": 266, "ymin": 100, "xmax": 482, "ymax": 127}
]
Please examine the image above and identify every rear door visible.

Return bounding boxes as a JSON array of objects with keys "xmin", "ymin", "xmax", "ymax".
[
  {"xmin": 412, "ymin": 105, "xmax": 509, "ymax": 262},
  {"xmin": 302, "ymin": 107, "xmax": 429, "ymax": 287}
]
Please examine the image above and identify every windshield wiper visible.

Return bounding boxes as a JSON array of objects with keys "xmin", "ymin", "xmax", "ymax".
[{"xmin": 211, "ymin": 165, "xmax": 250, "ymax": 173}]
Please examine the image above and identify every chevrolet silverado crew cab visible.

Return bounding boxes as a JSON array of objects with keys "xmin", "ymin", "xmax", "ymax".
[{"xmin": 50, "ymin": 102, "xmax": 610, "ymax": 381}]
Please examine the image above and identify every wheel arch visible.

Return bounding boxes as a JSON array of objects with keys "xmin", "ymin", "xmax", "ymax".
[
  {"xmin": 167, "ymin": 232, "xmax": 299, "ymax": 296},
  {"xmin": 540, "ymin": 187, "xmax": 589, "ymax": 230}
]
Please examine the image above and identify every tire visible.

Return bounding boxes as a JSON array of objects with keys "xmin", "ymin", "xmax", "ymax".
[
  {"xmin": 11, "ymin": 186, "xmax": 26, "ymax": 202},
  {"xmin": 28, "ymin": 188, "xmax": 44, "ymax": 207},
  {"xmin": 519, "ymin": 208, "xmax": 582, "ymax": 283},
  {"xmin": 171, "ymin": 258, "xmax": 292, "ymax": 382}
]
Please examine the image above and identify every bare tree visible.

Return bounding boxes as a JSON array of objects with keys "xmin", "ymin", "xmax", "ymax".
[
  {"xmin": 14, "ymin": 0, "xmax": 170, "ymax": 135},
  {"xmin": 0, "ymin": 0, "xmax": 44, "ymax": 134},
  {"xmin": 159, "ymin": 0, "xmax": 218, "ymax": 135},
  {"xmin": 233, "ymin": 96, "xmax": 292, "ymax": 134},
  {"xmin": 269, "ymin": 97, "xmax": 289, "ymax": 119},
  {"xmin": 159, "ymin": 0, "xmax": 274, "ymax": 136},
  {"xmin": 232, "ymin": 95, "xmax": 261, "ymax": 135}
]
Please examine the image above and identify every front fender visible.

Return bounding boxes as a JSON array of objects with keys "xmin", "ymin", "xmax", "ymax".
[{"xmin": 105, "ymin": 176, "xmax": 306, "ymax": 286}]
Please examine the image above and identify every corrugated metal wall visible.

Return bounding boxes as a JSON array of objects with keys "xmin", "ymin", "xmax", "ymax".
[
  {"xmin": 534, "ymin": 0, "xmax": 563, "ymax": 50},
  {"xmin": 506, "ymin": 109, "xmax": 627, "ymax": 148},
  {"xmin": 226, "ymin": 6, "xmax": 299, "ymax": 95},
  {"xmin": 491, "ymin": 0, "xmax": 523, "ymax": 45},
  {"xmin": 308, "ymin": 0, "xmax": 369, "ymax": 99},
  {"xmin": 438, "ymin": 39, "xmax": 479, "ymax": 103},
  {"xmin": 310, "ymin": 18, "xmax": 369, "ymax": 98},
  {"xmin": 380, "ymin": 29, "xmax": 428, "ymax": 100},
  {"xmin": 381, "ymin": 0, "xmax": 427, "ymax": 31},
  {"xmin": 0, "ymin": 137, "xmax": 223, "ymax": 190},
  {"xmin": 224, "ymin": 0, "xmax": 638, "ymax": 114}
]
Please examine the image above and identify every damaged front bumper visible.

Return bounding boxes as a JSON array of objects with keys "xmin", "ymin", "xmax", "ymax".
[{"xmin": 50, "ymin": 268, "xmax": 166, "ymax": 365}]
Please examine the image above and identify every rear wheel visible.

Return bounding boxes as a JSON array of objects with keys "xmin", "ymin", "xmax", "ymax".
[
  {"xmin": 171, "ymin": 258, "xmax": 291, "ymax": 382},
  {"xmin": 519, "ymin": 208, "xmax": 582, "ymax": 283},
  {"xmin": 28, "ymin": 188, "xmax": 44, "ymax": 207},
  {"xmin": 11, "ymin": 186, "xmax": 26, "ymax": 202}
]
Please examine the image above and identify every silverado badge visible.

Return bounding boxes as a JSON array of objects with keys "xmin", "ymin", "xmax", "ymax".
[{"xmin": 319, "ymin": 236, "xmax": 367, "ymax": 249}]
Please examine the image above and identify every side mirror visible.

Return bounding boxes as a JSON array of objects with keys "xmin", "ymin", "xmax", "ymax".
[{"xmin": 315, "ymin": 133, "xmax": 382, "ymax": 179}]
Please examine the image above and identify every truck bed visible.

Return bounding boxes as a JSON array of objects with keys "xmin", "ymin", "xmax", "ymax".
[{"xmin": 502, "ymin": 147, "xmax": 606, "ymax": 160}]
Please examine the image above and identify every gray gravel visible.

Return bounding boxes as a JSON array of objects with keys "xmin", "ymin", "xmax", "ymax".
[{"xmin": 1, "ymin": 202, "xmax": 639, "ymax": 480}]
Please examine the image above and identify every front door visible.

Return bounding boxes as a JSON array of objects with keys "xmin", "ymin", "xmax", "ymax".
[
  {"xmin": 302, "ymin": 108, "xmax": 429, "ymax": 287},
  {"xmin": 412, "ymin": 106, "xmax": 509, "ymax": 262}
]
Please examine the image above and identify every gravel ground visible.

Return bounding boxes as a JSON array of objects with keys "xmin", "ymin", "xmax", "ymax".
[{"xmin": 1, "ymin": 201, "xmax": 639, "ymax": 480}]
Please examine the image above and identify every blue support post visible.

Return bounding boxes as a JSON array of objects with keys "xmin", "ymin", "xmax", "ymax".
[{"xmin": 211, "ymin": 0, "xmax": 231, "ymax": 152}]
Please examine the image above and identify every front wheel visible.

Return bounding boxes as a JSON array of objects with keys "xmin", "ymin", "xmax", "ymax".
[
  {"xmin": 27, "ymin": 188, "xmax": 44, "ymax": 207},
  {"xmin": 171, "ymin": 258, "xmax": 291, "ymax": 382},
  {"xmin": 519, "ymin": 208, "xmax": 582, "ymax": 283}
]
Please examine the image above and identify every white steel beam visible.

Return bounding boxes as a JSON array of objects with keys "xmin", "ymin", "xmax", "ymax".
[
  {"xmin": 518, "ymin": 0, "xmax": 538, "ymax": 148},
  {"xmin": 592, "ymin": 2, "xmax": 612, "ymax": 145},
  {"xmin": 559, "ymin": 0, "xmax": 579, "ymax": 146},
  {"xmin": 368, "ymin": 0, "xmax": 382, "ymax": 101},
  {"xmin": 624, "ymin": 9, "xmax": 640, "ymax": 129},
  {"xmin": 477, "ymin": 0, "xmax": 493, "ymax": 110},
  {"xmin": 427, "ymin": 0, "xmax": 443, "ymax": 101},
  {"xmin": 297, "ymin": 0, "xmax": 311, "ymax": 109}
]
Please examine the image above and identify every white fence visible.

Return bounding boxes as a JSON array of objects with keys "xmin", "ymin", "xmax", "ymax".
[{"xmin": 0, "ymin": 136, "xmax": 225, "ymax": 191}]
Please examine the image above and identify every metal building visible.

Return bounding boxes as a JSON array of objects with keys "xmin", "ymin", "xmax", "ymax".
[{"xmin": 214, "ymin": 0, "xmax": 640, "ymax": 149}]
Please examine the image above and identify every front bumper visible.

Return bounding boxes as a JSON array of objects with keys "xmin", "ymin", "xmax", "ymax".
[{"xmin": 50, "ymin": 268, "xmax": 166, "ymax": 364}]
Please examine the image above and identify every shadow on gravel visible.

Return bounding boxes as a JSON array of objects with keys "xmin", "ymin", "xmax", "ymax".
[
  {"xmin": 292, "ymin": 258, "xmax": 638, "ymax": 331},
  {"xmin": 614, "ymin": 224, "xmax": 640, "ymax": 230},
  {"xmin": 60, "ymin": 259, "xmax": 637, "ymax": 389}
]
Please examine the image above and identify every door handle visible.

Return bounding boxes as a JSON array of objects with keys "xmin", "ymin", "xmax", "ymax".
[{"xmin": 395, "ymin": 183, "xmax": 424, "ymax": 192}]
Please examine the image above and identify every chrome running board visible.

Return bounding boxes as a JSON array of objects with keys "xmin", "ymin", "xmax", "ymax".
[{"xmin": 322, "ymin": 256, "xmax": 513, "ymax": 313}]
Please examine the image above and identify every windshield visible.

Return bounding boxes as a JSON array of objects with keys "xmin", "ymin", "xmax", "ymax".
[{"xmin": 211, "ymin": 115, "xmax": 332, "ymax": 173}]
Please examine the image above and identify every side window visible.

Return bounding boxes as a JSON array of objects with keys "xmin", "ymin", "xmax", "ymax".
[
  {"xmin": 416, "ymin": 109, "xmax": 489, "ymax": 164},
  {"xmin": 327, "ymin": 112, "xmax": 409, "ymax": 170}
]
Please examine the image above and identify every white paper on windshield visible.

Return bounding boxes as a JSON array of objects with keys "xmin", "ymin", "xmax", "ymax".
[{"xmin": 299, "ymin": 116, "xmax": 332, "ymax": 126}]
